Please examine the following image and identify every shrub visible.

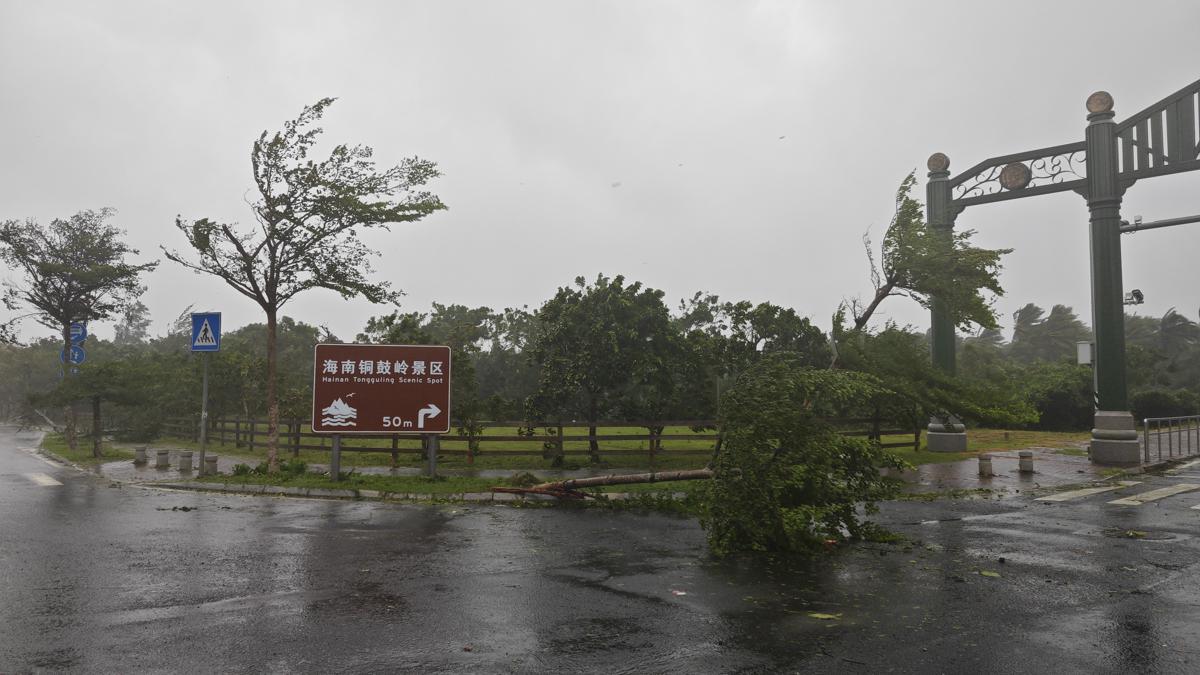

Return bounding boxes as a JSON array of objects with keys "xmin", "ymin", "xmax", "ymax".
[
  {"xmin": 1023, "ymin": 362, "xmax": 1093, "ymax": 431},
  {"xmin": 698, "ymin": 353, "xmax": 906, "ymax": 555},
  {"xmin": 279, "ymin": 459, "xmax": 307, "ymax": 475},
  {"xmin": 110, "ymin": 408, "xmax": 163, "ymax": 442},
  {"xmin": 1131, "ymin": 388, "xmax": 1200, "ymax": 422}
]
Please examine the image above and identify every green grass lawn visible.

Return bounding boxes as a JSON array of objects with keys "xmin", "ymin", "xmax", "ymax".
[
  {"xmin": 41, "ymin": 433, "xmax": 135, "ymax": 465},
  {"xmin": 195, "ymin": 465, "xmax": 708, "ymax": 499}
]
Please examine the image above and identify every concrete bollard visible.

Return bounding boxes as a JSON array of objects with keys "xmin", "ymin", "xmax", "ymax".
[
  {"xmin": 155, "ymin": 449, "xmax": 170, "ymax": 469},
  {"xmin": 978, "ymin": 453, "xmax": 994, "ymax": 477},
  {"xmin": 204, "ymin": 455, "xmax": 218, "ymax": 476},
  {"xmin": 1019, "ymin": 450, "xmax": 1035, "ymax": 474},
  {"xmin": 134, "ymin": 446, "xmax": 148, "ymax": 465},
  {"xmin": 178, "ymin": 450, "xmax": 193, "ymax": 473}
]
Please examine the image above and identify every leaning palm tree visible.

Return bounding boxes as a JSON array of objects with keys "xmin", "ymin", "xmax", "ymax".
[
  {"xmin": 1124, "ymin": 312, "xmax": 1159, "ymax": 349},
  {"xmin": 1158, "ymin": 307, "xmax": 1200, "ymax": 360}
]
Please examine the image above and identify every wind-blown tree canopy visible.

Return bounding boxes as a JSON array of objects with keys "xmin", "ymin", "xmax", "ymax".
[
  {"xmin": 849, "ymin": 172, "xmax": 1011, "ymax": 333},
  {"xmin": 1156, "ymin": 307, "xmax": 1200, "ymax": 358},
  {"xmin": 528, "ymin": 274, "xmax": 679, "ymax": 462},
  {"xmin": 113, "ymin": 300, "xmax": 152, "ymax": 346},
  {"xmin": 675, "ymin": 292, "xmax": 830, "ymax": 421},
  {"xmin": 358, "ymin": 304, "xmax": 492, "ymax": 440},
  {"xmin": 1009, "ymin": 303, "xmax": 1092, "ymax": 364},
  {"xmin": 0, "ymin": 209, "xmax": 157, "ymax": 333},
  {"xmin": 0, "ymin": 208, "xmax": 157, "ymax": 450},
  {"xmin": 165, "ymin": 98, "xmax": 446, "ymax": 471}
]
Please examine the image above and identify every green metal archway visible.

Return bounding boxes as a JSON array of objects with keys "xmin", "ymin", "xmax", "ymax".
[{"xmin": 926, "ymin": 78, "xmax": 1200, "ymax": 464}]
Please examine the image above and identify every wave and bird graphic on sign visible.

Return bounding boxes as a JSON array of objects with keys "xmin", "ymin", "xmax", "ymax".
[
  {"xmin": 320, "ymin": 393, "xmax": 442, "ymax": 430},
  {"xmin": 321, "ymin": 394, "xmax": 358, "ymax": 427}
]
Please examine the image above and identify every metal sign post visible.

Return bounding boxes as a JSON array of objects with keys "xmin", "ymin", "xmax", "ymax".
[
  {"xmin": 191, "ymin": 312, "xmax": 222, "ymax": 474},
  {"xmin": 200, "ymin": 354, "xmax": 210, "ymax": 469},
  {"xmin": 425, "ymin": 434, "xmax": 439, "ymax": 478},
  {"xmin": 331, "ymin": 434, "xmax": 342, "ymax": 480}
]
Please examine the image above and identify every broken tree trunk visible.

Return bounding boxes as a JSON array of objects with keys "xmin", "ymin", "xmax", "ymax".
[
  {"xmin": 493, "ymin": 468, "xmax": 714, "ymax": 499},
  {"xmin": 537, "ymin": 468, "xmax": 713, "ymax": 491}
]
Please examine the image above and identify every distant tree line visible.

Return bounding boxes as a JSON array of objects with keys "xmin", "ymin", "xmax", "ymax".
[{"xmin": 1, "ymin": 276, "xmax": 1195, "ymax": 445}]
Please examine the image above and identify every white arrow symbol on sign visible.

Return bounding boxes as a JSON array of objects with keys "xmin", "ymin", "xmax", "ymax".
[{"xmin": 417, "ymin": 403, "xmax": 441, "ymax": 429}]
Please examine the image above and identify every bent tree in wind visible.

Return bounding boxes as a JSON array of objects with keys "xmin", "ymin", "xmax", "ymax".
[
  {"xmin": 165, "ymin": 98, "xmax": 446, "ymax": 472},
  {"xmin": 0, "ymin": 209, "xmax": 157, "ymax": 453}
]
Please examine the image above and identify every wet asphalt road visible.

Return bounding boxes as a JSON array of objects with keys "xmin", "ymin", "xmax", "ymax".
[{"xmin": 3, "ymin": 425, "xmax": 1200, "ymax": 674}]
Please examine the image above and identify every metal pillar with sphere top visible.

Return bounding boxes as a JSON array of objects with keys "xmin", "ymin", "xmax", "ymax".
[{"xmin": 925, "ymin": 79, "xmax": 1200, "ymax": 464}]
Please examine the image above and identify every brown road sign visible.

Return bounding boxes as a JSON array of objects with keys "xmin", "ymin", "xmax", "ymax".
[{"xmin": 311, "ymin": 344, "xmax": 451, "ymax": 434}]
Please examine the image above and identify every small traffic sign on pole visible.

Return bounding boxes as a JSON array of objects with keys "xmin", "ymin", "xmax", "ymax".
[
  {"xmin": 60, "ymin": 345, "xmax": 86, "ymax": 365},
  {"xmin": 69, "ymin": 322, "xmax": 87, "ymax": 344},
  {"xmin": 190, "ymin": 312, "xmax": 220, "ymax": 471},
  {"xmin": 190, "ymin": 312, "xmax": 221, "ymax": 352}
]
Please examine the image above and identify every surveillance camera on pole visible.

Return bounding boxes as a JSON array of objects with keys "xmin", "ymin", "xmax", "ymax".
[{"xmin": 1123, "ymin": 289, "xmax": 1144, "ymax": 306}]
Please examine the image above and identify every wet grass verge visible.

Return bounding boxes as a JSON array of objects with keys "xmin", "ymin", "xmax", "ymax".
[
  {"xmin": 195, "ymin": 470, "xmax": 500, "ymax": 495},
  {"xmin": 895, "ymin": 487, "xmax": 1001, "ymax": 502},
  {"xmin": 41, "ymin": 433, "xmax": 135, "ymax": 466},
  {"xmin": 191, "ymin": 467, "xmax": 707, "ymax": 513}
]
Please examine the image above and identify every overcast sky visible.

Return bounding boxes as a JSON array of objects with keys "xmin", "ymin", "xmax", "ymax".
[{"xmin": 2, "ymin": 1, "xmax": 1198, "ymax": 345}]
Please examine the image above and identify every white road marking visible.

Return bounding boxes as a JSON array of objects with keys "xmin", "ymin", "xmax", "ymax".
[
  {"xmin": 1166, "ymin": 459, "xmax": 1200, "ymax": 473},
  {"xmin": 19, "ymin": 447, "xmax": 62, "ymax": 468},
  {"xmin": 1036, "ymin": 481, "xmax": 1141, "ymax": 502},
  {"xmin": 23, "ymin": 472, "xmax": 62, "ymax": 486},
  {"xmin": 1108, "ymin": 483, "xmax": 1200, "ymax": 506}
]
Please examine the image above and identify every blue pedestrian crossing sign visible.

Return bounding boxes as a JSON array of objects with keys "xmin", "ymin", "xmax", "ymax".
[{"xmin": 191, "ymin": 312, "xmax": 221, "ymax": 352}]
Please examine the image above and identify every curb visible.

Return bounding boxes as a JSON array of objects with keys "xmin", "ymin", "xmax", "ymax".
[{"xmin": 150, "ymin": 481, "xmax": 603, "ymax": 504}]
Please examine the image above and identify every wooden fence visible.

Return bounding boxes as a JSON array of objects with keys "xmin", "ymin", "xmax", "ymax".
[{"xmin": 161, "ymin": 416, "xmax": 923, "ymax": 465}]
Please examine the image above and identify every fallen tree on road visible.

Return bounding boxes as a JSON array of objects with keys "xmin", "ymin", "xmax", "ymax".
[{"xmin": 492, "ymin": 468, "xmax": 714, "ymax": 499}]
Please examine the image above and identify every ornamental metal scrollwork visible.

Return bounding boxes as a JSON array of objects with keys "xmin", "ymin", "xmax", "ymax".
[
  {"xmin": 952, "ymin": 149, "xmax": 1086, "ymax": 201},
  {"xmin": 1028, "ymin": 150, "xmax": 1086, "ymax": 188},
  {"xmin": 953, "ymin": 165, "xmax": 1003, "ymax": 200}
]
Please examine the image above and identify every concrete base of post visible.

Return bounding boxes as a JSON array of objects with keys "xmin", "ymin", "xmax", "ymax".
[
  {"xmin": 927, "ymin": 416, "xmax": 967, "ymax": 452},
  {"xmin": 928, "ymin": 432, "xmax": 968, "ymax": 452},
  {"xmin": 1090, "ymin": 410, "xmax": 1141, "ymax": 466},
  {"xmin": 134, "ymin": 446, "xmax": 147, "ymax": 465},
  {"xmin": 1018, "ymin": 450, "xmax": 1034, "ymax": 473},
  {"xmin": 179, "ymin": 450, "xmax": 193, "ymax": 473},
  {"xmin": 204, "ymin": 455, "xmax": 218, "ymax": 476},
  {"xmin": 155, "ymin": 450, "xmax": 170, "ymax": 469},
  {"xmin": 978, "ymin": 453, "xmax": 993, "ymax": 477}
]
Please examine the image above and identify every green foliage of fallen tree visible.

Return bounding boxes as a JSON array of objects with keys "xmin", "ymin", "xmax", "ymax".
[{"xmin": 699, "ymin": 354, "xmax": 907, "ymax": 556}]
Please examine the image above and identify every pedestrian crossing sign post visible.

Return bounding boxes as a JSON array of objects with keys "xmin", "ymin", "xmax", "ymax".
[
  {"xmin": 190, "ymin": 311, "xmax": 220, "ymax": 473},
  {"xmin": 191, "ymin": 312, "xmax": 221, "ymax": 352}
]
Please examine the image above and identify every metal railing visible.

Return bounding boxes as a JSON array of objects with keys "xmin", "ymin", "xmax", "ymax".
[{"xmin": 1143, "ymin": 415, "xmax": 1200, "ymax": 463}]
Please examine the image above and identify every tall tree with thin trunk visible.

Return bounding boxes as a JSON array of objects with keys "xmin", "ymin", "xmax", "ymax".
[
  {"xmin": 0, "ymin": 209, "xmax": 157, "ymax": 453},
  {"xmin": 165, "ymin": 98, "xmax": 445, "ymax": 472}
]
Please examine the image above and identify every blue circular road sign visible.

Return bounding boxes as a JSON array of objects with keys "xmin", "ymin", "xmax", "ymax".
[{"xmin": 60, "ymin": 345, "xmax": 86, "ymax": 365}]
